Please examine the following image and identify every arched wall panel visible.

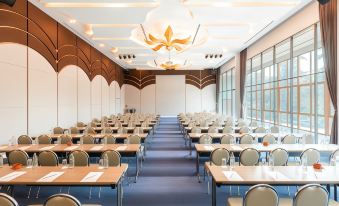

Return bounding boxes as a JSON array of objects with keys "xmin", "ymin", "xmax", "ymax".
[
  {"xmin": 202, "ymin": 84, "xmax": 216, "ymax": 113},
  {"xmin": 102, "ymin": 79, "xmax": 110, "ymax": 117},
  {"xmin": 120, "ymin": 85, "xmax": 126, "ymax": 114},
  {"xmin": 28, "ymin": 47, "xmax": 57, "ymax": 136},
  {"xmin": 77, "ymin": 69, "xmax": 91, "ymax": 123},
  {"xmin": 186, "ymin": 84, "xmax": 202, "ymax": 113},
  {"xmin": 125, "ymin": 85, "xmax": 141, "ymax": 113},
  {"xmin": 141, "ymin": 84, "xmax": 156, "ymax": 114},
  {"xmin": 58, "ymin": 65, "xmax": 77, "ymax": 128},
  {"xmin": 109, "ymin": 81, "xmax": 117, "ymax": 115},
  {"xmin": 0, "ymin": 43, "xmax": 27, "ymax": 144},
  {"xmin": 91, "ymin": 75, "xmax": 102, "ymax": 119}
]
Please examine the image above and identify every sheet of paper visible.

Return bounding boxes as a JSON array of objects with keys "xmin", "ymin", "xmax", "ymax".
[
  {"xmin": 223, "ymin": 171, "xmax": 243, "ymax": 181},
  {"xmin": 266, "ymin": 171, "xmax": 289, "ymax": 180},
  {"xmin": 0, "ymin": 146, "xmax": 8, "ymax": 150},
  {"xmin": 37, "ymin": 172, "xmax": 64, "ymax": 182},
  {"xmin": 80, "ymin": 172, "xmax": 103, "ymax": 182},
  {"xmin": 39, "ymin": 146, "xmax": 55, "ymax": 151},
  {"xmin": 18, "ymin": 146, "xmax": 31, "ymax": 151},
  {"xmin": 116, "ymin": 146, "xmax": 127, "ymax": 151},
  {"xmin": 203, "ymin": 145, "xmax": 214, "ymax": 151},
  {"xmin": 64, "ymin": 146, "xmax": 79, "ymax": 151},
  {"xmin": 0, "ymin": 171, "xmax": 26, "ymax": 182},
  {"xmin": 231, "ymin": 145, "xmax": 243, "ymax": 151},
  {"xmin": 90, "ymin": 146, "xmax": 103, "ymax": 151}
]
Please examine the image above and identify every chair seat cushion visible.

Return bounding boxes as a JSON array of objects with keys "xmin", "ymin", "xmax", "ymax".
[{"xmin": 228, "ymin": 198, "xmax": 293, "ymax": 206}]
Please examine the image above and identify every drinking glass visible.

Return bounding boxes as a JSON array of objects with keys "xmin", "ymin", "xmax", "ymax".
[
  {"xmin": 261, "ymin": 158, "xmax": 267, "ymax": 166},
  {"xmin": 27, "ymin": 158, "xmax": 33, "ymax": 168},
  {"xmin": 99, "ymin": 159, "xmax": 104, "ymax": 168},
  {"xmin": 62, "ymin": 159, "xmax": 68, "ymax": 168},
  {"xmin": 221, "ymin": 158, "xmax": 227, "ymax": 167}
]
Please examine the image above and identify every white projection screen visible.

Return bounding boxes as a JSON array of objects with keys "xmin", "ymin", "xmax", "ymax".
[{"xmin": 156, "ymin": 75, "xmax": 185, "ymax": 116}]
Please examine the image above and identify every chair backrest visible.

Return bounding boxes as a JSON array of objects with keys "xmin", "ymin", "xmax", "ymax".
[
  {"xmin": 330, "ymin": 149, "xmax": 339, "ymax": 161},
  {"xmin": 240, "ymin": 148, "xmax": 260, "ymax": 166},
  {"xmin": 208, "ymin": 126, "xmax": 218, "ymax": 134},
  {"xmin": 199, "ymin": 134, "xmax": 212, "ymax": 144},
  {"xmin": 38, "ymin": 151, "xmax": 59, "ymax": 166},
  {"xmin": 0, "ymin": 193, "xmax": 18, "ymax": 206},
  {"xmin": 114, "ymin": 122, "xmax": 122, "ymax": 127},
  {"xmin": 38, "ymin": 135, "xmax": 52, "ymax": 144},
  {"xmin": 293, "ymin": 184, "xmax": 329, "ymax": 206},
  {"xmin": 17, "ymin": 135, "xmax": 32, "ymax": 145},
  {"xmin": 282, "ymin": 135, "xmax": 296, "ymax": 144},
  {"xmin": 44, "ymin": 194, "xmax": 81, "ymax": 206},
  {"xmin": 255, "ymin": 127, "xmax": 266, "ymax": 133},
  {"xmin": 133, "ymin": 127, "xmax": 144, "ymax": 134},
  {"xmin": 103, "ymin": 135, "xmax": 116, "ymax": 144},
  {"xmin": 102, "ymin": 127, "xmax": 112, "ymax": 134},
  {"xmin": 249, "ymin": 121, "xmax": 258, "ymax": 127},
  {"xmin": 85, "ymin": 127, "xmax": 96, "ymax": 135},
  {"xmin": 76, "ymin": 122, "xmax": 85, "ymax": 127},
  {"xmin": 101, "ymin": 150, "xmax": 121, "ymax": 167},
  {"xmin": 59, "ymin": 135, "xmax": 72, "ymax": 144},
  {"xmin": 240, "ymin": 134, "xmax": 254, "ymax": 144},
  {"xmin": 210, "ymin": 148, "xmax": 230, "ymax": 166},
  {"xmin": 243, "ymin": 184, "xmax": 279, "ymax": 206},
  {"xmin": 200, "ymin": 120, "xmax": 208, "ymax": 127},
  {"xmin": 69, "ymin": 150, "xmax": 89, "ymax": 166},
  {"xmin": 82, "ymin": 135, "xmax": 94, "ymax": 144},
  {"xmin": 222, "ymin": 126, "xmax": 233, "ymax": 134},
  {"xmin": 53, "ymin": 127, "xmax": 64, "ymax": 135},
  {"xmin": 117, "ymin": 127, "xmax": 128, "ymax": 134},
  {"xmin": 69, "ymin": 127, "xmax": 78, "ymax": 134},
  {"xmin": 225, "ymin": 121, "xmax": 233, "ymax": 127},
  {"xmin": 270, "ymin": 148, "xmax": 289, "ymax": 166},
  {"xmin": 221, "ymin": 134, "xmax": 233, "ymax": 144},
  {"xmin": 302, "ymin": 134, "xmax": 314, "ymax": 144},
  {"xmin": 212, "ymin": 121, "xmax": 220, "ymax": 127},
  {"xmin": 263, "ymin": 134, "xmax": 276, "ymax": 144},
  {"xmin": 191, "ymin": 127, "xmax": 201, "ymax": 133},
  {"xmin": 300, "ymin": 148, "xmax": 320, "ymax": 166},
  {"xmin": 127, "ymin": 135, "xmax": 141, "ymax": 144},
  {"xmin": 8, "ymin": 150, "xmax": 29, "ymax": 166},
  {"xmin": 238, "ymin": 121, "xmax": 247, "ymax": 127},
  {"xmin": 239, "ymin": 126, "xmax": 250, "ymax": 134},
  {"xmin": 270, "ymin": 126, "xmax": 279, "ymax": 133}
]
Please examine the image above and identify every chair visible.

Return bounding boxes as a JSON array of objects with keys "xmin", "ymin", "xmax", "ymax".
[
  {"xmin": 101, "ymin": 127, "xmax": 112, "ymax": 134},
  {"xmin": 43, "ymin": 194, "xmax": 81, "ymax": 206},
  {"xmin": 270, "ymin": 148, "xmax": 289, "ymax": 166},
  {"xmin": 103, "ymin": 135, "xmax": 116, "ymax": 144},
  {"xmin": 249, "ymin": 121, "xmax": 258, "ymax": 127},
  {"xmin": 212, "ymin": 121, "xmax": 220, "ymax": 127},
  {"xmin": 59, "ymin": 135, "xmax": 72, "ymax": 144},
  {"xmin": 240, "ymin": 148, "xmax": 260, "ymax": 166},
  {"xmin": 133, "ymin": 127, "xmax": 144, "ymax": 134},
  {"xmin": 222, "ymin": 126, "xmax": 233, "ymax": 134},
  {"xmin": 239, "ymin": 126, "xmax": 250, "ymax": 134},
  {"xmin": 127, "ymin": 135, "xmax": 141, "ymax": 144},
  {"xmin": 270, "ymin": 126, "xmax": 279, "ymax": 133},
  {"xmin": 191, "ymin": 127, "xmax": 201, "ymax": 133},
  {"xmin": 17, "ymin": 135, "xmax": 32, "ymax": 144},
  {"xmin": 8, "ymin": 150, "xmax": 29, "ymax": 166},
  {"xmin": 76, "ymin": 122, "xmax": 85, "ymax": 127},
  {"xmin": 255, "ymin": 127, "xmax": 266, "ymax": 133},
  {"xmin": 69, "ymin": 127, "xmax": 78, "ymax": 134},
  {"xmin": 240, "ymin": 134, "xmax": 254, "ymax": 144},
  {"xmin": 293, "ymin": 184, "xmax": 329, "ymax": 206},
  {"xmin": 38, "ymin": 151, "xmax": 58, "ymax": 166},
  {"xmin": 90, "ymin": 122, "xmax": 97, "ymax": 127},
  {"xmin": 101, "ymin": 150, "xmax": 121, "ymax": 167},
  {"xmin": 208, "ymin": 126, "xmax": 218, "ymax": 133},
  {"xmin": 221, "ymin": 134, "xmax": 234, "ymax": 144},
  {"xmin": 117, "ymin": 127, "xmax": 128, "ymax": 134},
  {"xmin": 69, "ymin": 150, "xmax": 89, "ymax": 166},
  {"xmin": 85, "ymin": 127, "xmax": 96, "ymax": 135},
  {"xmin": 263, "ymin": 134, "xmax": 276, "ymax": 144},
  {"xmin": 82, "ymin": 135, "xmax": 94, "ymax": 144},
  {"xmin": 300, "ymin": 148, "xmax": 320, "ymax": 166},
  {"xmin": 37, "ymin": 135, "xmax": 52, "ymax": 144},
  {"xmin": 0, "ymin": 193, "xmax": 18, "ymax": 206},
  {"xmin": 199, "ymin": 134, "xmax": 212, "ymax": 144},
  {"xmin": 210, "ymin": 148, "xmax": 230, "ymax": 166},
  {"xmin": 302, "ymin": 134, "xmax": 314, "ymax": 144},
  {"xmin": 228, "ymin": 184, "xmax": 279, "ymax": 206},
  {"xmin": 53, "ymin": 127, "xmax": 64, "ymax": 135},
  {"xmin": 114, "ymin": 122, "xmax": 122, "ymax": 127},
  {"xmin": 282, "ymin": 135, "xmax": 297, "ymax": 144}
]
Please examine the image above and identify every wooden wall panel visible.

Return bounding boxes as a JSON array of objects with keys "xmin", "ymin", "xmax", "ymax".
[
  {"xmin": 124, "ymin": 69, "xmax": 216, "ymax": 89},
  {"xmin": 0, "ymin": 0, "xmax": 123, "ymax": 84}
]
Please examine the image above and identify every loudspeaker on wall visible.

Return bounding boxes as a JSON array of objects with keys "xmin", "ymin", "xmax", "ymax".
[{"xmin": 0, "ymin": 0, "xmax": 16, "ymax": 7}]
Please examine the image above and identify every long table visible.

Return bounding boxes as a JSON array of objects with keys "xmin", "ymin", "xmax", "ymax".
[
  {"xmin": 0, "ymin": 144, "xmax": 141, "ymax": 183},
  {"xmin": 76, "ymin": 127, "xmax": 153, "ymax": 134},
  {"xmin": 195, "ymin": 143, "xmax": 339, "ymax": 175},
  {"xmin": 207, "ymin": 164, "xmax": 339, "ymax": 206},
  {"xmin": 0, "ymin": 165, "xmax": 127, "ymax": 206},
  {"xmin": 49, "ymin": 133, "xmax": 148, "ymax": 141}
]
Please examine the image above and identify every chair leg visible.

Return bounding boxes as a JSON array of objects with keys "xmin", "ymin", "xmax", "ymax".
[
  {"xmin": 35, "ymin": 186, "xmax": 41, "ymax": 199},
  {"xmin": 27, "ymin": 186, "xmax": 32, "ymax": 199},
  {"xmin": 67, "ymin": 187, "xmax": 70, "ymax": 194},
  {"xmin": 287, "ymin": 186, "xmax": 291, "ymax": 196},
  {"xmin": 98, "ymin": 187, "xmax": 101, "ymax": 198},
  {"xmin": 237, "ymin": 186, "xmax": 240, "ymax": 196},
  {"xmin": 229, "ymin": 186, "xmax": 232, "ymax": 195},
  {"xmin": 335, "ymin": 185, "xmax": 338, "ymax": 201},
  {"xmin": 89, "ymin": 187, "xmax": 92, "ymax": 199}
]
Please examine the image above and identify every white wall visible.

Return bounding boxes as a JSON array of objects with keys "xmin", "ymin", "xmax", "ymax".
[
  {"xmin": 141, "ymin": 84, "xmax": 156, "ymax": 114},
  {"xmin": 185, "ymin": 84, "xmax": 202, "ymax": 113},
  {"xmin": 125, "ymin": 84, "xmax": 141, "ymax": 112}
]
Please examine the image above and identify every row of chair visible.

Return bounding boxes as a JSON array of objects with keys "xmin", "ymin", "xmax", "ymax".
[
  {"xmin": 17, "ymin": 134, "xmax": 142, "ymax": 145},
  {"xmin": 190, "ymin": 125, "xmax": 279, "ymax": 134},
  {"xmin": 53, "ymin": 126, "xmax": 146, "ymax": 135},
  {"xmin": 8, "ymin": 149, "xmax": 121, "ymax": 167}
]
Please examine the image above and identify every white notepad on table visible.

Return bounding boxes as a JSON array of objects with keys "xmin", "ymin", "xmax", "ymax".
[
  {"xmin": 37, "ymin": 172, "xmax": 64, "ymax": 182},
  {"xmin": 64, "ymin": 146, "xmax": 79, "ymax": 151},
  {"xmin": 116, "ymin": 146, "xmax": 127, "ymax": 151},
  {"xmin": 18, "ymin": 146, "xmax": 31, "ymax": 151},
  {"xmin": 203, "ymin": 145, "xmax": 214, "ymax": 151},
  {"xmin": 0, "ymin": 171, "xmax": 26, "ymax": 182},
  {"xmin": 39, "ymin": 146, "xmax": 55, "ymax": 151},
  {"xmin": 231, "ymin": 145, "xmax": 243, "ymax": 151},
  {"xmin": 90, "ymin": 146, "xmax": 103, "ymax": 151},
  {"xmin": 81, "ymin": 172, "xmax": 103, "ymax": 182},
  {"xmin": 266, "ymin": 171, "xmax": 289, "ymax": 180},
  {"xmin": 223, "ymin": 171, "xmax": 243, "ymax": 181}
]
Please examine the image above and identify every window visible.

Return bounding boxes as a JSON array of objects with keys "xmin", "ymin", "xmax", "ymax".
[
  {"xmin": 245, "ymin": 23, "xmax": 333, "ymax": 142},
  {"xmin": 220, "ymin": 68, "xmax": 235, "ymax": 117}
]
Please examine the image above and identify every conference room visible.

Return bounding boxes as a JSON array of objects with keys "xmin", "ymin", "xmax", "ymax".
[{"xmin": 0, "ymin": 0, "xmax": 338, "ymax": 205}]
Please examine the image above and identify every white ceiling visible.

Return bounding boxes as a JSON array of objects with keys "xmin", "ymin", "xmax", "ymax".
[{"xmin": 31, "ymin": 0, "xmax": 311, "ymax": 70}]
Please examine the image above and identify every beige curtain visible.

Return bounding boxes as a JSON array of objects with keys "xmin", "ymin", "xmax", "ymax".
[
  {"xmin": 239, "ymin": 49, "xmax": 247, "ymax": 118},
  {"xmin": 319, "ymin": 0, "xmax": 337, "ymax": 144}
]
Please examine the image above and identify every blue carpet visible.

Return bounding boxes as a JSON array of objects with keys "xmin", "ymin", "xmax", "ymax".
[{"xmin": 5, "ymin": 117, "xmax": 333, "ymax": 205}]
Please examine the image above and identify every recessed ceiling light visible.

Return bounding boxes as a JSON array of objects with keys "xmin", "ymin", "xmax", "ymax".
[
  {"xmin": 99, "ymin": 43, "xmax": 105, "ymax": 47},
  {"xmin": 84, "ymin": 24, "xmax": 93, "ymax": 36},
  {"xmin": 69, "ymin": 19, "xmax": 76, "ymax": 24},
  {"xmin": 126, "ymin": 60, "xmax": 132, "ymax": 64},
  {"xmin": 111, "ymin": 47, "xmax": 118, "ymax": 53}
]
